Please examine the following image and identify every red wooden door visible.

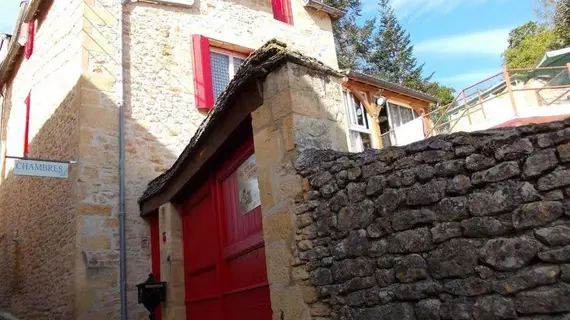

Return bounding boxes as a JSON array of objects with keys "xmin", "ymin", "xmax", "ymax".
[{"xmin": 183, "ymin": 138, "xmax": 271, "ymax": 320}]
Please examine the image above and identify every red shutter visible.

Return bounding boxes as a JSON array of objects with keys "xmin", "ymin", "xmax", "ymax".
[
  {"xmin": 192, "ymin": 35, "xmax": 214, "ymax": 111},
  {"xmin": 25, "ymin": 19, "xmax": 35, "ymax": 59},
  {"xmin": 272, "ymin": 0, "xmax": 293, "ymax": 24},
  {"xmin": 24, "ymin": 93, "xmax": 31, "ymax": 156}
]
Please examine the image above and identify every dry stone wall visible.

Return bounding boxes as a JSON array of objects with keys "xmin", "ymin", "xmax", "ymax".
[{"xmin": 293, "ymin": 119, "xmax": 570, "ymax": 320}]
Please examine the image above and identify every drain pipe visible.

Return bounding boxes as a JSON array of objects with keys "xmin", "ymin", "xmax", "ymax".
[{"xmin": 118, "ymin": 0, "xmax": 128, "ymax": 320}]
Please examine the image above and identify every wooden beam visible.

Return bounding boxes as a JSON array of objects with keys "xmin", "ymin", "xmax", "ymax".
[
  {"xmin": 344, "ymin": 80, "xmax": 430, "ymax": 109},
  {"xmin": 346, "ymin": 87, "xmax": 383, "ymax": 150}
]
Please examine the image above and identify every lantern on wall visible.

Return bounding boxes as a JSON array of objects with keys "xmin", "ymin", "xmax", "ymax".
[{"xmin": 136, "ymin": 273, "xmax": 166, "ymax": 320}]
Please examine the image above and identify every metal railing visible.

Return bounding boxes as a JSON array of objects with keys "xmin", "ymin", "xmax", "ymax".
[{"xmin": 380, "ymin": 64, "xmax": 570, "ymax": 147}]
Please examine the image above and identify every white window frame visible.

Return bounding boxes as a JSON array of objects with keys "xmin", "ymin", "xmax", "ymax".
[
  {"xmin": 386, "ymin": 99, "xmax": 419, "ymax": 129},
  {"xmin": 343, "ymin": 90, "xmax": 374, "ymax": 152},
  {"xmin": 209, "ymin": 47, "xmax": 247, "ymax": 80}
]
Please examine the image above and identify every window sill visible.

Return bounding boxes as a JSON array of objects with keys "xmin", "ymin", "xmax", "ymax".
[{"xmin": 133, "ymin": 0, "xmax": 194, "ymax": 8}]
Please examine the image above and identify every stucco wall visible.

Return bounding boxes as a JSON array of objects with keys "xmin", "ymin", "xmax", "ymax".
[
  {"xmin": 0, "ymin": 0, "xmax": 84, "ymax": 318},
  {"xmin": 293, "ymin": 119, "xmax": 570, "ymax": 319}
]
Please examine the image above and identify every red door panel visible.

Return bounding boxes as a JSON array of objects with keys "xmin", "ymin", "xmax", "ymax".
[
  {"xmin": 183, "ymin": 184, "xmax": 223, "ymax": 320},
  {"xmin": 183, "ymin": 137, "xmax": 271, "ymax": 320}
]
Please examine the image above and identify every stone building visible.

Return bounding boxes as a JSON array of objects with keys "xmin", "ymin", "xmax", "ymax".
[
  {"xmin": 0, "ymin": 0, "xmax": 436, "ymax": 319},
  {"xmin": 140, "ymin": 41, "xmax": 570, "ymax": 320}
]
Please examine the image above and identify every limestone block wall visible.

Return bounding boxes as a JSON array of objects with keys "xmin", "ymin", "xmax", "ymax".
[
  {"xmin": 292, "ymin": 119, "xmax": 570, "ymax": 319},
  {"xmin": 251, "ymin": 62, "xmax": 347, "ymax": 320},
  {"xmin": 0, "ymin": 0, "xmax": 84, "ymax": 318},
  {"xmin": 78, "ymin": 0, "xmax": 338, "ymax": 316}
]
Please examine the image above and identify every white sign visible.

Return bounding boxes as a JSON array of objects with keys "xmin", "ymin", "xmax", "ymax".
[
  {"xmin": 13, "ymin": 159, "xmax": 69, "ymax": 178},
  {"xmin": 237, "ymin": 154, "xmax": 261, "ymax": 215}
]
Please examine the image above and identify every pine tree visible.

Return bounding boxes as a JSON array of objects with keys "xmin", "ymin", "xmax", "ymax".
[
  {"xmin": 368, "ymin": 0, "xmax": 428, "ymax": 88},
  {"xmin": 325, "ymin": 0, "xmax": 374, "ymax": 70}
]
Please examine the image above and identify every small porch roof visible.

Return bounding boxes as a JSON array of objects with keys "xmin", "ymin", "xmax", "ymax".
[
  {"xmin": 537, "ymin": 47, "xmax": 570, "ymax": 68},
  {"xmin": 138, "ymin": 40, "xmax": 340, "ymax": 215}
]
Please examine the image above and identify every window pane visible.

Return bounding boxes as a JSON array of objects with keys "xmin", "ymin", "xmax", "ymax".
[
  {"xmin": 233, "ymin": 57, "xmax": 245, "ymax": 74},
  {"xmin": 413, "ymin": 109, "xmax": 420, "ymax": 118},
  {"xmin": 237, "ymin": 153, "xmax": 260, "ymax": 215},
  {"xmin": 351, "ymin": 94, "xmax": 369, "ymax": 128},
  {"xmin": 388, "ymin": 103, "xmax": 402, "ymax": 128},
  {"xmin": 400, "ymin": 106, "xmax": 414, "ymax": 125},
  {"xmin": 349, "ymin": 130, "xmax": 372, "ymax": 152},
  {"xmin": 360, "ymin": 132, "xmax": 372, "ymax": 149},
  {"xmin": 210, "ymin": 52, "xmax": 230, "ymax": 101}
]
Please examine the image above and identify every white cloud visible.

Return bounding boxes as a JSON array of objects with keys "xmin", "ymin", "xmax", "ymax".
[
  {"xmin": 414, "ymin": 28, "xmax": 511, "ymax": 55},
  {"xmin": 436, "ymin": 70, "xmax": 500, "ymax": 84}
]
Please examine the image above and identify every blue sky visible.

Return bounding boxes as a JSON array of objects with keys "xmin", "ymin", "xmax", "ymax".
[
  {"xmin": 0, "ymin": 0, "xmax": 21, "ymax": 35},
  {"xmin": 361, "ymin": 0, "xmax": 536, "ymax": 90},
  {"xmin": 1, "ymin": 0, "xmax": 536, "ymax": 90}
]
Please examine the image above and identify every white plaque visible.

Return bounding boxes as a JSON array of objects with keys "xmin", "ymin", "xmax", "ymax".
[
  {"xmin": 13, "ymin": 159, "xmax": 69, "ymax": 178},
  {"xmin": 237, "ymin": 154, "xmax": 261, "ymax": 214}
]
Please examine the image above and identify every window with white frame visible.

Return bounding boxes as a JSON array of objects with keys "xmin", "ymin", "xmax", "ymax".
[
  {"xmin": 210, "ymin": 49, "xmax": 246, "ymax": 101},
  {"xmin": 344, "ymin": 90, "xmax": 373, "ymax": 152},
  {"xmin": 386, "ymin": 101, "xmax": 420, "ymax": 128}
]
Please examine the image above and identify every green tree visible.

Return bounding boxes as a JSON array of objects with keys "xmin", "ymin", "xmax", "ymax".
[
  {"xmin": 325, "ymin": 0, "xmax": 375, "ymax": 70},
  {"xmin": 504, "ymin": 26, "xmax": 556, "ymax": 68},
  {"xmin": 425, "ymin": 82, "xmax": 455, "ymax": 107},
  {"xmin": 367, "ymin": 0, "xmax": 430, "ymax": 93},
  {"xmin": 507, "ymin": 22, "xmax": 542, "ymax": 49},
  {"xmin": 537, "ymin": 0, "xmax": 570, "ymax": 48},
  {"xmin": 553, "ymin": 0, "xmax": 570, "ymax": 47}
]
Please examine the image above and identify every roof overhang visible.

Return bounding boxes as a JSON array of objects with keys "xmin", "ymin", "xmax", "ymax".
[
  {"xmin": 341, "ymin": 70, "xmax": 438, "ymax": 104},
  {"xmin": 138, "ymin": 40, "xmax": 340, "ymax": 216},
  {"xmin": 537, "ymin": 47, "xmax": 570, "ymax": 68},
  {"xmin": 301, "ymin": 0, "xmax": 345, "ymax": 18},
  {"xmin": 0, "ymin": 0, "xmax": 49, "ymax": 92}
]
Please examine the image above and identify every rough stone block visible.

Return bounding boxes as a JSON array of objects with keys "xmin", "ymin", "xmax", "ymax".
[
  {"xmin": 466, "ymin": 154, "xmax": 496, "ymax": 171},
  {"xmin": 534, "ymin": 225, "xmax": 570, "ymax": 246},
  {"xmin": 495, "ymin": 138, "xmax": 534, "ymax": 160},
  {"xmin": 471, "ymin": 161, "xmax": 521, "ymax": 185},
  {"xmin": 388, "ymin": 227, "xmax": 434, "ymax": 253},
  {"xmin": 447, "ymin": 175, "xmax": 472, "ymax": 195},
  {"xmin": 431, "ymin": 222, "xmax": 462, "ymax": 243},
  {"xmin": 444, "ymin": 277, "xmax": 491, "ymax": 296},
  {"xmin": 434, "ymin": 159, "xmax": 465, "ymax": 177},
  {"xmin": 437, "ymin": 196, "xmax": 469, "ymax": 221},
  {"xmin": 538, "ymin": 246, "xmax": 570, "ymax": 263},
  {"xmin": 558, "ymin": 142, "xmax": 570, "ymax": 162},
  {"xmin": 473, "ymin": 295, "xmax": 517, "ymax": 320},
  {"xmin": 512, "ymin": 201, "xmax": 563, "ymax": 230},
  {"xmin": 480, "ymin": 237, "xmax": 541, "ymax": 271},
  {"xmin": 538, "ymin": 169, "xmax": 570, "ymax": 191},
  {"xmin": 427, "ymin": 239, "xmax": 478, "ymax": 279},
  {"xmin": 406, "ymin": 179, "xmax": 447, "ymax": 206},
  {"xmin": 461, "ymin": 216, "xmax": 510, "ymax": 238},
  {"xmin": 414, "ymin": 299, "xmax": 441, "ymax": 320},
  {"xmin": 392, "ymin": 208, "xmax": 436, "ymax": 231},
  {"xmin": 523, "ymin": 148, "xmax": 558, "ymax": 178},
  {"xmin": 440, "ymin": 297, "xmax": 474, "ymax": 320},
  {"xmin": 515, "ymin": 284, "xmax": 570, "ymax": 314},
  {"xmin": 394, "ymin": 254, "xmax": 428, "ymax": 283},
  {"xmin": 493, "ymin": 265, "xmax": 560, "ymax": 295}
]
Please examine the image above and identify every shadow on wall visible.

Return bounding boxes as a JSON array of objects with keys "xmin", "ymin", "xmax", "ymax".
[
  {"xmin": 0, "ymin": 83, "xmax": 80, "ymax": 320},
  {"xmin": 0, "ymin": 73, "xmax": 179, "ymax": 320}
]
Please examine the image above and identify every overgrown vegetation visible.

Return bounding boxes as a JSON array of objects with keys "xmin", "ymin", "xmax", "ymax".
[
  {"xmin": 504, "ymin": 0, "xmax": 570, "ymax": 68},
  {"xmin": 326, "ymin": 0, "xmax": 455, "ymax": 108}
]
